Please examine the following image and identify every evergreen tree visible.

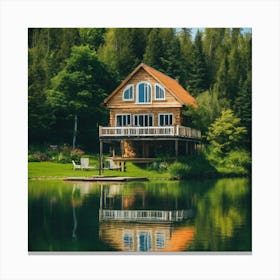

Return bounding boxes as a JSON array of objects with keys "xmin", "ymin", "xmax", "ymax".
[
  {"xmin": 178, "ymin": 28, "xmax": 192, "ymax": 85},
  {"xmin": 28, "ymin": 29, "xmax": 54, "ymax": 143},
  {"xmin": 187, "ymin": 30, "xmax": 208, "ymax": 96},
  {"xmin": 143, "ymin": 28, "xmax": 164, "ymax": 71},
  {"xmin": 79, "ymin": 28, "xmax": 106, "ymax": 51},
  {"xmin": 160, "ymin": 29, "xmax": 183, "ymax": 80},
  {"xmin": 203, "ymin": 28, "xmax": 227, "ymax": 87},
  {"xmin": 98, "ymin": 28, "xmax": 147, "ymax": 80}
]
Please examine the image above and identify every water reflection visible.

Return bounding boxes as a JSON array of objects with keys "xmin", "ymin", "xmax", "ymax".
[
  {"xmin": 28, "ymin": 178, "xmax": 251, "ymax": 252},
  {"xmin": 98, "ymin": 184, "xmax": 194, "ymax": 252}
]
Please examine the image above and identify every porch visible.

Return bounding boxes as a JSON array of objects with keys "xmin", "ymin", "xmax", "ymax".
[{"xmin": 98, "ymin": 125, "xmax": 202, "ymax": 174}]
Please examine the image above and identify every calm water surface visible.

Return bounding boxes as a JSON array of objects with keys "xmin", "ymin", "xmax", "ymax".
[{"xmin": 28, "ymin": 178, "xmax": 251, "ymax": 252}]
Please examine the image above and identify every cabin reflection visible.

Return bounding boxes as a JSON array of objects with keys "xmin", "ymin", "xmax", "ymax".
[{"xmin": 99, "ymin": 184, "xmax": 195, "ymax": 252}]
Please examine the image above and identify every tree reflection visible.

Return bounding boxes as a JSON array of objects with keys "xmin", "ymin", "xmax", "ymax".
[{"xmin": 187, "ymin": 178, "xmax": 251, "ymax": 251}]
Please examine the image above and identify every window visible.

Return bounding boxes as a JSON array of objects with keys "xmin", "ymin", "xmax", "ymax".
[
  {"xmin": 154, "ymin": 84, "xmax": 165, "ymax": 100},
  {"xmin": 123, "ymin": 85, "xmax": 134, "ymax": 101},
  {"xmin": 116, "ymin": 114, "xmax": 131, "ymax": 126},
  {"xmin": 123, "ymin": 231, "xmax": 134, "ymax": 250},
  {"xmin": 137, "ymin": 82, "xmax": 151, "ymax": 103},
  {"xmin": 133, "ymin": 114, "xmax": 153, "ymax": 127},
  {"xmin": 155, "ymin": 231, "xmax": 166, "ymax": 249},
  {"xmin": 137, "ymin": 232, "xmax": 152, "ymax": 252},
  {"xmin": 158, "ymin": 113, "xmax": 173, "ymax": 126}
]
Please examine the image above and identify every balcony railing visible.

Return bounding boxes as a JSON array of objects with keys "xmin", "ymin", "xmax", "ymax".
[
  {"xmin": 99, "ymin": 209, "xmax": 193, "ymax": 222},
  {"xmin": 99, "ymin": 125, "xmax": 201, "ymax": 139}
]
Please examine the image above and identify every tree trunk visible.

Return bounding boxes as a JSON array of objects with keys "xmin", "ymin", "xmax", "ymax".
[{"xmin": 72, "ymin": 114, "xmax": 78, "ymax": 149}]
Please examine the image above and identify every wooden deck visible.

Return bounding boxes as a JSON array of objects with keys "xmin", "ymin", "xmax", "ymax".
[
  {"xmin": 99, "ymin": 125, "xmax": 201, "ymax": 139},
  {"xmin": 64, "ymin": 176, "xmax": 148, "ymax": 182}
]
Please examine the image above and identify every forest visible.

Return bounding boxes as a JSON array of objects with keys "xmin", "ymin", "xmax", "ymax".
[{"xmin": 28, "ymin": 28, "xmax": 251, "ymax": 175}]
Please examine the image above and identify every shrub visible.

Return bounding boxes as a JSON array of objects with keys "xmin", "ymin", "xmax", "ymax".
[
  {"xmin": 168, "ymin": 162, "xmax": 191, "ymax": 180},
  {"xmin": 28, "ymin": 152, "xmax": 50, "ymax": 162},
  {"xmin": 70, "ymin": 148, "xmax": 85, "ymax": 162},
  {"xmin": 167, "ymin": 152, "xmax": 218, "ymax": 180},
  {"xmin": 222, "ymin": 150, "xmax": 251, "ymax": 176}
]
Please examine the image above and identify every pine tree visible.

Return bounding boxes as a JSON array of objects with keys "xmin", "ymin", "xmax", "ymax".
[
  {"xmin": 186, "ymin": 30, "xmax": 208, "ymax": 96},
  {"xmin": 178, "ymin": 28, "xmax": 192, "ymax": 86},
  {"xmin": 143, "ymin": 28, "xmax": 164, "ymax": 70}
]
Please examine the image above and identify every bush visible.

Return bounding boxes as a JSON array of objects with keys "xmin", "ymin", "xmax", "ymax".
[
  {"xmin": 70, "ymin": 148, "xmax": 85, "ymax": 162},
  {"xmin": 168, "ymin": 153, "xmax": 218, "ymax": 180},
  {"xmin": 28, "ymin": 152, "xmax": 50, "ymax": 162},
  {"xmin": 28, "ymin": 144, "xmax": 85, "ymax": 163},
  {"xmin": 221, "ymin": 150, "xmax": 251, "ymax": 176},
  {"xmin": 168, "ymin": 162, "xmax": 191, "ymax": 180}
]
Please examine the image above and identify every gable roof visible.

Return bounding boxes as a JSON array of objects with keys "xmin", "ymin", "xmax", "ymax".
[{"xmin": 104, "ymin": 63, "xmax": 197, "ymax": 107}]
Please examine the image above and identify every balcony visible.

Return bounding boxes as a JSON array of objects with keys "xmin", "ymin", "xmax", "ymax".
[{"xmin": 99, "ymin": 125, "xmax": 201, "ymax": 140}]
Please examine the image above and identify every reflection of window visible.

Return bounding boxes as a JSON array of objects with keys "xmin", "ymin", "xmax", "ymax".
[
  {"xmin": 123, "ymin": 231, "xmax": 133, "ymax": 250},
  {"xmin": 123, "ymin": 85, "xmax": 134, "ymax": 100},
  {"xmin": 133, "ymin": 114, "xmax": 153, "ymax": 127},
  {"xmin": 116, "ymin": 114, "xmax": 131, "ymax": 126},
  {"xmin": 137, "ymin": 232, "xmax": 152, "ymax": 252},
  {"xmin": 155, "ymin": 84, "xmax": 165, "ymax": 100},
  {"xmin": 137, "ymin": 82, "xmax": 151, "ymax": 103},
  {"xmin": 158, "ymin": 113, "xmax": 173, "ymax": 126},
  {"xmin": 156, "ymin": 231, "xmax": 165, "ymax": 249}
]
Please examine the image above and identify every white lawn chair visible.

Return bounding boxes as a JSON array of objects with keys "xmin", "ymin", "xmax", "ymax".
[
  {"xmin": 72, "ymin": 160, "xmax": 81, "ymax": 170},
  {"xmin": 104, "ymin": 159, "xmax": 121, "ymax": 170},
  {"xmin": 80, "ymin": 157, "xmax": 96, "ymax": 170}
]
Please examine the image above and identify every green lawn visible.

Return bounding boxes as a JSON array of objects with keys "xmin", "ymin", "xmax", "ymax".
[{"xmin": 28, "ymin": 161, "xmax": 169, "ymax": 180}]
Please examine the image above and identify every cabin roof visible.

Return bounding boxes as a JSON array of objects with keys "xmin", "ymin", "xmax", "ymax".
[{"xmin": 104, "ymin": 63, "xmax": 197, "ymax": 107}]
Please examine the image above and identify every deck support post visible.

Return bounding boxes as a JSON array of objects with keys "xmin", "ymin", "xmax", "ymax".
[
  {"xmin": 185, "ymin": 141, "xmax": 188, "ymax": 155},
  {"xmin": 112, "ymin": 143, "xmax": 116, "ymax": 157},
  {"xmin": 175, "ymin": 140, "xmax": 179, "ymax": 158},
  {"xmin": 121, "ymin": 140, "xmax": 124, "ymax": 157},
  {"xmin": 99, "ymin": 140, "xmax": 103, "ymax": 175}
]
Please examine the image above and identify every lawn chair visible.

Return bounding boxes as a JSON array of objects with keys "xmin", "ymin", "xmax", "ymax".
[
  {"xmin": 80, "ymin": 157, "xmax": 96, "ymax": 170},
  {"xmin": 72, "ymin": 160, "xmax": 81, "ymax": 170},
  {"xmin": 104, "ymin": 159, "xmax": 121, "ymax": 171}
]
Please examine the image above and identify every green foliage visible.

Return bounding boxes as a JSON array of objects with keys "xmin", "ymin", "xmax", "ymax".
[
  {"xmin": 186, "ymin": 31, "xmax": 208, "ymax": 96},
  {"xmin": 207, "ymin": 109, "xmax": 247, "ymax": 156},
  {"xmin": 184, "ymin": 89, "xmax": 228, "ymax": 134},
  {"xmin": 28, "ymin": 28, "xmax": 251, "ymax": 156},
  {"xmin": 79, "ymin": 28, "xmax": 106, "ymax": 51},
  {"xmin": 168, "ymin": 162, "xmax": 191, "ymax": 180},
  {"xmin": 168, "ymin": 153, "xmax": 218, "ymax": 179},
  {"xmin": 46, "ymin": 45, "xmax": 116, "ymax": 150},
  {"xmin": 28, "ymin": 144, "xmax": 86, "ymax": 163},
  {"xmin": 215, "ymin": 149, "xmax": 251, "ymax": 176}
]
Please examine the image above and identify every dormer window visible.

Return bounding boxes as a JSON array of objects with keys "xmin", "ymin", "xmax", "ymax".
[
  {"xmin": 123, "ymin": 85, "xmax": 134, "ymax": 101},
  {"xmin": 137, "ymin": 82, "xmax": 151, "ymax": 104},
  {"xmin": 155, "ymin": 84, "xmax": 165, "ymax": 100}
]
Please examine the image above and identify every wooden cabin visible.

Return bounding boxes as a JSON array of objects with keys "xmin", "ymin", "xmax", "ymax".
[{"xmin": 99, "ymin": 63, "xmax": 201, "ymax": 163}]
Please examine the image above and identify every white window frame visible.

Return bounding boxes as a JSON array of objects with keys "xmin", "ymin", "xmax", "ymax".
[
  {"xmin": 122, "ymin": 84, "xmax": 134, "ymax": 101},
  {"xmin": 115, "ymin": 114, "xmax": 131, "ymax": 127},
  {"xmin": 136, "ymin": 81, "xmax": 152, "ymax": 104},
  {"xmin": 155, "ymin": 231, "xmax": 166, "ymax": 249},
  {"xmin": 137, "ymin": 231, "xmax": 152, "ymax": 252},
  {"xmin": 154, "ymin": 83, "xmax": 165, "ymax": 100},
  {"xmin": 133, "ymin": 114, "xmax": 154, "ymax": 127},
  {"xmin": 158, "ymin": 113, "xmax": 174, "ymax": 126}
]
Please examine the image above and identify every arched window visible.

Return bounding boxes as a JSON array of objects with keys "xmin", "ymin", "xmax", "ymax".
[
  {"xmin": 137, "ymin": 82, "xmax": 151, "ymax": 103},
  {"xmin": 154, "ymin": 84, "xmax": 165, "ymax": 100},
  {"xmin": 123, "ymin": 85, "xmax": 134, "ymax": 101}
]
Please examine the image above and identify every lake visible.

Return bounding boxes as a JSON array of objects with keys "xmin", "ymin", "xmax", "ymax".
[{"xmin": 28, "ymin": 178, "xmax": 251, "ymax": 252}]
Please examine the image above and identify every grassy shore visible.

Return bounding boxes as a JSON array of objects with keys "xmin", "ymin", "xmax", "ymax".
[{"xmin": 28, "ymin": 161, "xmax": 169, "ymax": 180}]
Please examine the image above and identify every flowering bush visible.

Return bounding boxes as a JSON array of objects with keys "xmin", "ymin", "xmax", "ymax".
[{"xmin": 70, "ymin": 148, "xmax": 85, "ymax": 162}]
